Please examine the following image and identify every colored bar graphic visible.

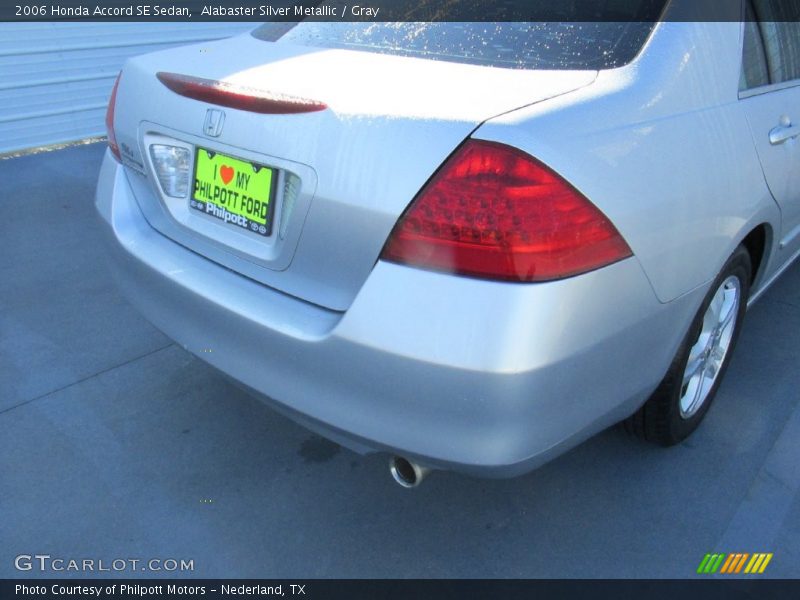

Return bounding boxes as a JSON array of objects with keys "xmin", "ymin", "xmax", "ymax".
[
  {"xmin": 697, "ymin": 554, "xmax": 712, "ymax": 574},
  {"xmin": 734, "ymin": 553, "xmax": 749, "ymax": 573},
  {"xmin": 700, "ymin": 554, "xmax": 726, "ymax": 574},
  {"xmin": 699, "ymin": 552, "xmax": 771, "ymax": 575},
  {"xmin": 745, "ymin": 554, "xmax": 759, "ymax": 573},
  {"xmin": 711, "ymin": 554, "xmax": 725, "ymax": 573},
  {"xmin": 720, "ymin": 554, "xmax": 736, "ymax": 574},
  {"xmin": 759, "ymin": 553, "xmax": 773, "ymax": 573}
]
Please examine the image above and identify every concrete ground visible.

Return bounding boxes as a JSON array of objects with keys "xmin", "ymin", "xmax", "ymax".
[{"xmin": 1, "ymin": 143, "xmax": 799, "ymax": 578}]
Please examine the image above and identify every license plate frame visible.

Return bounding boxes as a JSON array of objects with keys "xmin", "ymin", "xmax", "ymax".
[{"xmin": 190, "ymin": 148, "xmax": 277, "ymax": 237}]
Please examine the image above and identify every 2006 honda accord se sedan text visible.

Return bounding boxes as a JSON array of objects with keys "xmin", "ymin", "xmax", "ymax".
[{"xmin": 96, "ymin": 1, "xmax": 800, "ymax": 486}]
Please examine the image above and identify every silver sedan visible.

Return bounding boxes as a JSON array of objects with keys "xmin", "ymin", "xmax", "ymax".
[{"xmin": 96, "ymin": 3, "xmax": 800, "ymax": 485}]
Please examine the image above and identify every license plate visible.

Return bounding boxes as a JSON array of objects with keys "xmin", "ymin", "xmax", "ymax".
[{"xmin": 191, "ymin": 148, "xmax": 276, "ymax": 237}]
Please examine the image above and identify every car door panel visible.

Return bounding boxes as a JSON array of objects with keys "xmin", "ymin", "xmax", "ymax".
[{"xmin": 739, "ymin": 0, "xmax": 800, "ymax": 258}]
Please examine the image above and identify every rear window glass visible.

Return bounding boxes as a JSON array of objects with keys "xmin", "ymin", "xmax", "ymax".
[{"xmin": 253, "ymin": 16, "xmax": 663, "ymax": 71}]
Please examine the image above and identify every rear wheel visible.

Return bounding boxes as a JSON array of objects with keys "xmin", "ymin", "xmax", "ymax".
[{"xmin": 626, "ymin": 245, "xmax": 751, "ymax": 445}]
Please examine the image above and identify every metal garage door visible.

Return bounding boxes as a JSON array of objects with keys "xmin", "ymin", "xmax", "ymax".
[{"xmin": 0, "ymin": 23, "xmax": 254, "ymax": 154}]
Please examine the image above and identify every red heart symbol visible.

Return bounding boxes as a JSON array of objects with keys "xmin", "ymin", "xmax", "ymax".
[{"xmin": 220, "ymin": 165, "xmax": 234, "ymax": 185}]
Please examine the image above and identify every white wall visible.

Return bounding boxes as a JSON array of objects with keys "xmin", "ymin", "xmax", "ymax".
[{"xmin": 0, "ymin": 22, "xmax": 254, "ymax": 153}]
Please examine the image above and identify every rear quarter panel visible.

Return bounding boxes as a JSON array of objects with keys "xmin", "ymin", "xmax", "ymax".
[{"xmin": 476, "ymin": 21, "xmax": 781, "ymax": 303}]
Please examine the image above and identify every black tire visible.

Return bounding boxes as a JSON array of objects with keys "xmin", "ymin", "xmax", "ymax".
[{"xmin": 625, "ymin": 245, "xmax": 752, "ymax": 446}]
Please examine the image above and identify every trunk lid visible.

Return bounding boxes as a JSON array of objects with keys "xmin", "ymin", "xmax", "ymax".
[{"xmin": 113, "ymin": 32, "xmax": 597, "ymax": 311}]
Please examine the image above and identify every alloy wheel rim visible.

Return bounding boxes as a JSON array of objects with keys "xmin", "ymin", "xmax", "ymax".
[{"xmin": 679, "ymin": 275, "xmax": 741, "ymax": 419}]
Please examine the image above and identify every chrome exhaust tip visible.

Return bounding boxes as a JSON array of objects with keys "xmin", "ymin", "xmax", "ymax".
[{"xmin": 389, "ymin": 456, "xmax": 430, "ymax": 488}]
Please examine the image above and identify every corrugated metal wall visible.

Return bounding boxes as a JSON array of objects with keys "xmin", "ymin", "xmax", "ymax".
[{"xmin": 0, "ymin": 23, "xmax": 254, "ymax": 154}]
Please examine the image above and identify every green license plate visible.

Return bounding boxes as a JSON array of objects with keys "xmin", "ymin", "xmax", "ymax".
[{"xmin": 191, "ymin": 148, "xmax": 276, "ymax": 237}]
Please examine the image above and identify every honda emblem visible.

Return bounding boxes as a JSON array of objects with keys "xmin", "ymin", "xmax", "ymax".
[{"xmin": 203, "ymin": 109, "xmax": 225, "ymax": 137}]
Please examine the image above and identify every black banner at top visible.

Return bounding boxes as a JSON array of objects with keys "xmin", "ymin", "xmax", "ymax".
[{"xmin": 3, "ymin": 0, "xmax": 795, "ymax": 23}]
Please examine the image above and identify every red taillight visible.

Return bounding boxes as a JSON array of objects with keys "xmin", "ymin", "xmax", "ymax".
[
  {"xmin": 105, "ymin": 72, "xmax": 121, "ymax": 160},
  {"xmin": 381, "ymin": 140, "xmax": 632, "ymax": 282},
  {"xmin": 156, "ymin": 72, "xmax": 327, "ymax": 114}
]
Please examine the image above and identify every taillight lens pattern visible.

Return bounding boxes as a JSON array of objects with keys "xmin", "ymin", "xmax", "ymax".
[
  {"xmin": 105, "ymin": 73, "xmax": 121, "ymax": 160},
  {"xmin": 381, "ymin": 140, "xmax": 632, "ymax": 282}
]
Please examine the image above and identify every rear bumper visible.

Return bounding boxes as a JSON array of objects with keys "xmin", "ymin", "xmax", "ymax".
[{"xmin": 96, "ymin": 152, "xmax": 703, "ymax": 477}]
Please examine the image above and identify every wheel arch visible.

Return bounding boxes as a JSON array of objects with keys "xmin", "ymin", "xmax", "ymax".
[{"xmin": 739, "ymin": 222, "xmax": 774, "ymax": 292}]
